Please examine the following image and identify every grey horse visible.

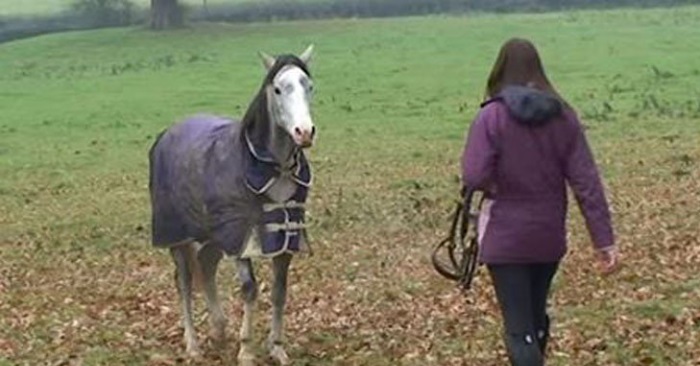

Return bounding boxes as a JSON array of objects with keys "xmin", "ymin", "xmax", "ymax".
[{"xmin": 148, "ymin": 45, "xmax": 316, "ymax": 365}]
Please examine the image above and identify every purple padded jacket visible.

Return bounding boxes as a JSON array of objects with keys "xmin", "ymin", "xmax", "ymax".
[{"xmin": 461, "ymin": 86, "xmax": 614, "ymax": 264}]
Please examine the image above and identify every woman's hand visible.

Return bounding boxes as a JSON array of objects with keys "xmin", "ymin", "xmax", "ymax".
[{"xmin": 596, "ymin": 246, "xmax": 620, "ymax": 275}]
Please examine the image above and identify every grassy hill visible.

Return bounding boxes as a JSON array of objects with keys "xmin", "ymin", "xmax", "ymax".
[{"xmin": 1, "ymin": 6, "xmax": 699, "ymax": 365}]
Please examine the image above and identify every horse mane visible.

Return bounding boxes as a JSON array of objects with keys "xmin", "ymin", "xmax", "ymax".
[{"xmin": 240, "ymin": 55, "xmax": 311, "ymax": 136}]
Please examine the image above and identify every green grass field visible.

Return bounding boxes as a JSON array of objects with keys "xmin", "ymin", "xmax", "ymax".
[{"xmin": 1, "ymin": 6, "xmax": 700, "ymax": 366}]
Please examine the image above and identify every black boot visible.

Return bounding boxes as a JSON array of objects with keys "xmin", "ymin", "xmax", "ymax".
[
  {"xmin": 504, "ymin": 332, "xmax": 544, "ymax": 366},
  {"xmin": 536, "ymin": 315, "xmax": 550, "ymax": 356}
]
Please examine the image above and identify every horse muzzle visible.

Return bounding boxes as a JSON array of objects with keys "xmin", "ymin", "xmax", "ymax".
[{"xmin": 293, "ymin": 126, "xmax": 315, "ymax": 148}]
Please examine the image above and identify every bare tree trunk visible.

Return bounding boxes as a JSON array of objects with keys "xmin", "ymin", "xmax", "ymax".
[{"xmin": 151, "ymin": 0, "xmax": 183, "ymax": 30}]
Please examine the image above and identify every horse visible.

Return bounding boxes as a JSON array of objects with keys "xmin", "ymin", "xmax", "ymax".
[{"xmin": 148, "ymin": 45, "xmax": 316, "ymax": 365}]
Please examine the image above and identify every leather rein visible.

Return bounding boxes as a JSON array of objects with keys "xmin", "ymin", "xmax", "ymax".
[{"xmin": 431, "ymin": 189, "xmax": 482, "ymax": 291}]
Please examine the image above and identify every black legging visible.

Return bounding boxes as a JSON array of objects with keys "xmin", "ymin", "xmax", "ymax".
[{"xmin": 487, "ymin": 263, "xmax": 559, "ymax": 366}]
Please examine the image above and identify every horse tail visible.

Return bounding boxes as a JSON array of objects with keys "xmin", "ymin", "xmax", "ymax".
[
  {"xmin": 148, "ymin": 129, "xmax": 167, "ymax": 193},
  {"xmin": 185, "ymin": 242, "xmax": 205, "ymax": 292}
]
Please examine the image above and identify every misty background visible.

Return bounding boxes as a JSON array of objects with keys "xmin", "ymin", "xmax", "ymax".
[{"xmin": 1, "ymin": 0, "xmax": 699, "ymax": 43}]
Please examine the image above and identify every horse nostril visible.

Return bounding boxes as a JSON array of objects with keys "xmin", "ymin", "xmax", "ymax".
[
  {"xmin": 294, "ymin": 127, "xmax": 302, "ymax": 136},
  {"xmin": 310, "ymin": 126, "xmax": 316, "ymax": 138}
]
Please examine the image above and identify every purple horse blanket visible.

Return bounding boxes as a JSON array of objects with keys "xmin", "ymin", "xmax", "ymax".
[{"xmin": 148, "ymin": 115, "xmax": 311, "ymax": 257}]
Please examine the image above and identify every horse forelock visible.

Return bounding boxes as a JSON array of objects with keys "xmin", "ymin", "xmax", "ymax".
[{"xmin": 265, "ymin": 55, "xmax": 311, "ymax": 83}]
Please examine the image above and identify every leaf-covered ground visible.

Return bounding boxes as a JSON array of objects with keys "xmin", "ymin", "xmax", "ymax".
[{"xmin": 1, "ymin": 6, "xmax": 699, "ymax": 366}]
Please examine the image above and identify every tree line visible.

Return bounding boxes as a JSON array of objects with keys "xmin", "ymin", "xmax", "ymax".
[
  {"xmin": 1, "ymin": 0, "xmax": 698, "ymax": 43},
  {"xmin": 167, "ymin": 0, "xmax": 700, "ymax": 25}
]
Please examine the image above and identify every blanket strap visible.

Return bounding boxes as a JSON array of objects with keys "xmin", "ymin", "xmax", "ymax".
[
  {"xmin": 263, "ymin": 200, "xmax": 305, "ymax": 212},
  {"xmin": 265, "ymin": 222, "xmax": 307, "ymax": 232}
]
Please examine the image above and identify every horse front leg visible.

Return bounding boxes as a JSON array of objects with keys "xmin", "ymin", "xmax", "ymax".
[
  {"xmin": 236, "ymin": 258, "xmax": 258, "ymax": 366},
  {"xmin": 268, "ymin": 253, "xmax": 292, "ymax": 365}
]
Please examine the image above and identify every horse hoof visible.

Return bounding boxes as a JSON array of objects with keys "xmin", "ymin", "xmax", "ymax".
[
  {"xmin": 269, "ymin": 345, "xmax": 290, "ymax": 365},
  {"xmin": 238, "ymin": 350, "xmax": 256, "ymax": 366},
  {"xmin": 209, "ymin": 328, "xmax": 226, "ymax": 344},
  {"xmin": 186, "ymin": 346, "xmax": 202, "ymax": 360}
]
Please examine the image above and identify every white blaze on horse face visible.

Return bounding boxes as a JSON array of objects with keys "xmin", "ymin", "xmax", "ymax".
[{"xmin": 270, "ymin": 66, "xmax": 315, "ymax": 148}]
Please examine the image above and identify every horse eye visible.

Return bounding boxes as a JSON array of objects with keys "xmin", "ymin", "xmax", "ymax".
[{"xmin": 274, "ymin": 87, "xmax": 282, "ymax": 95}]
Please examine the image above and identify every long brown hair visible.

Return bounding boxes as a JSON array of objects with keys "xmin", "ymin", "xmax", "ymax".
[{"xmin": 485, "ymin": 38, "xmax": 565, "ymax": 104}]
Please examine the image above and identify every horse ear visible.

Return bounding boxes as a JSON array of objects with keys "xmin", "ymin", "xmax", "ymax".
[
  {"xmin": 258, "ymin": 51, "xmax": 276, "ymax": 71},
  {"xmin": 299, "ymin": 44, "xmax": 314, "ymax": 65}
]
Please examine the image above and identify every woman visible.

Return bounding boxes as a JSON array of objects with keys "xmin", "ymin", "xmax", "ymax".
[{"xmin": 461, "ymin": 38, "xmax": 619, "ymax": 365}]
